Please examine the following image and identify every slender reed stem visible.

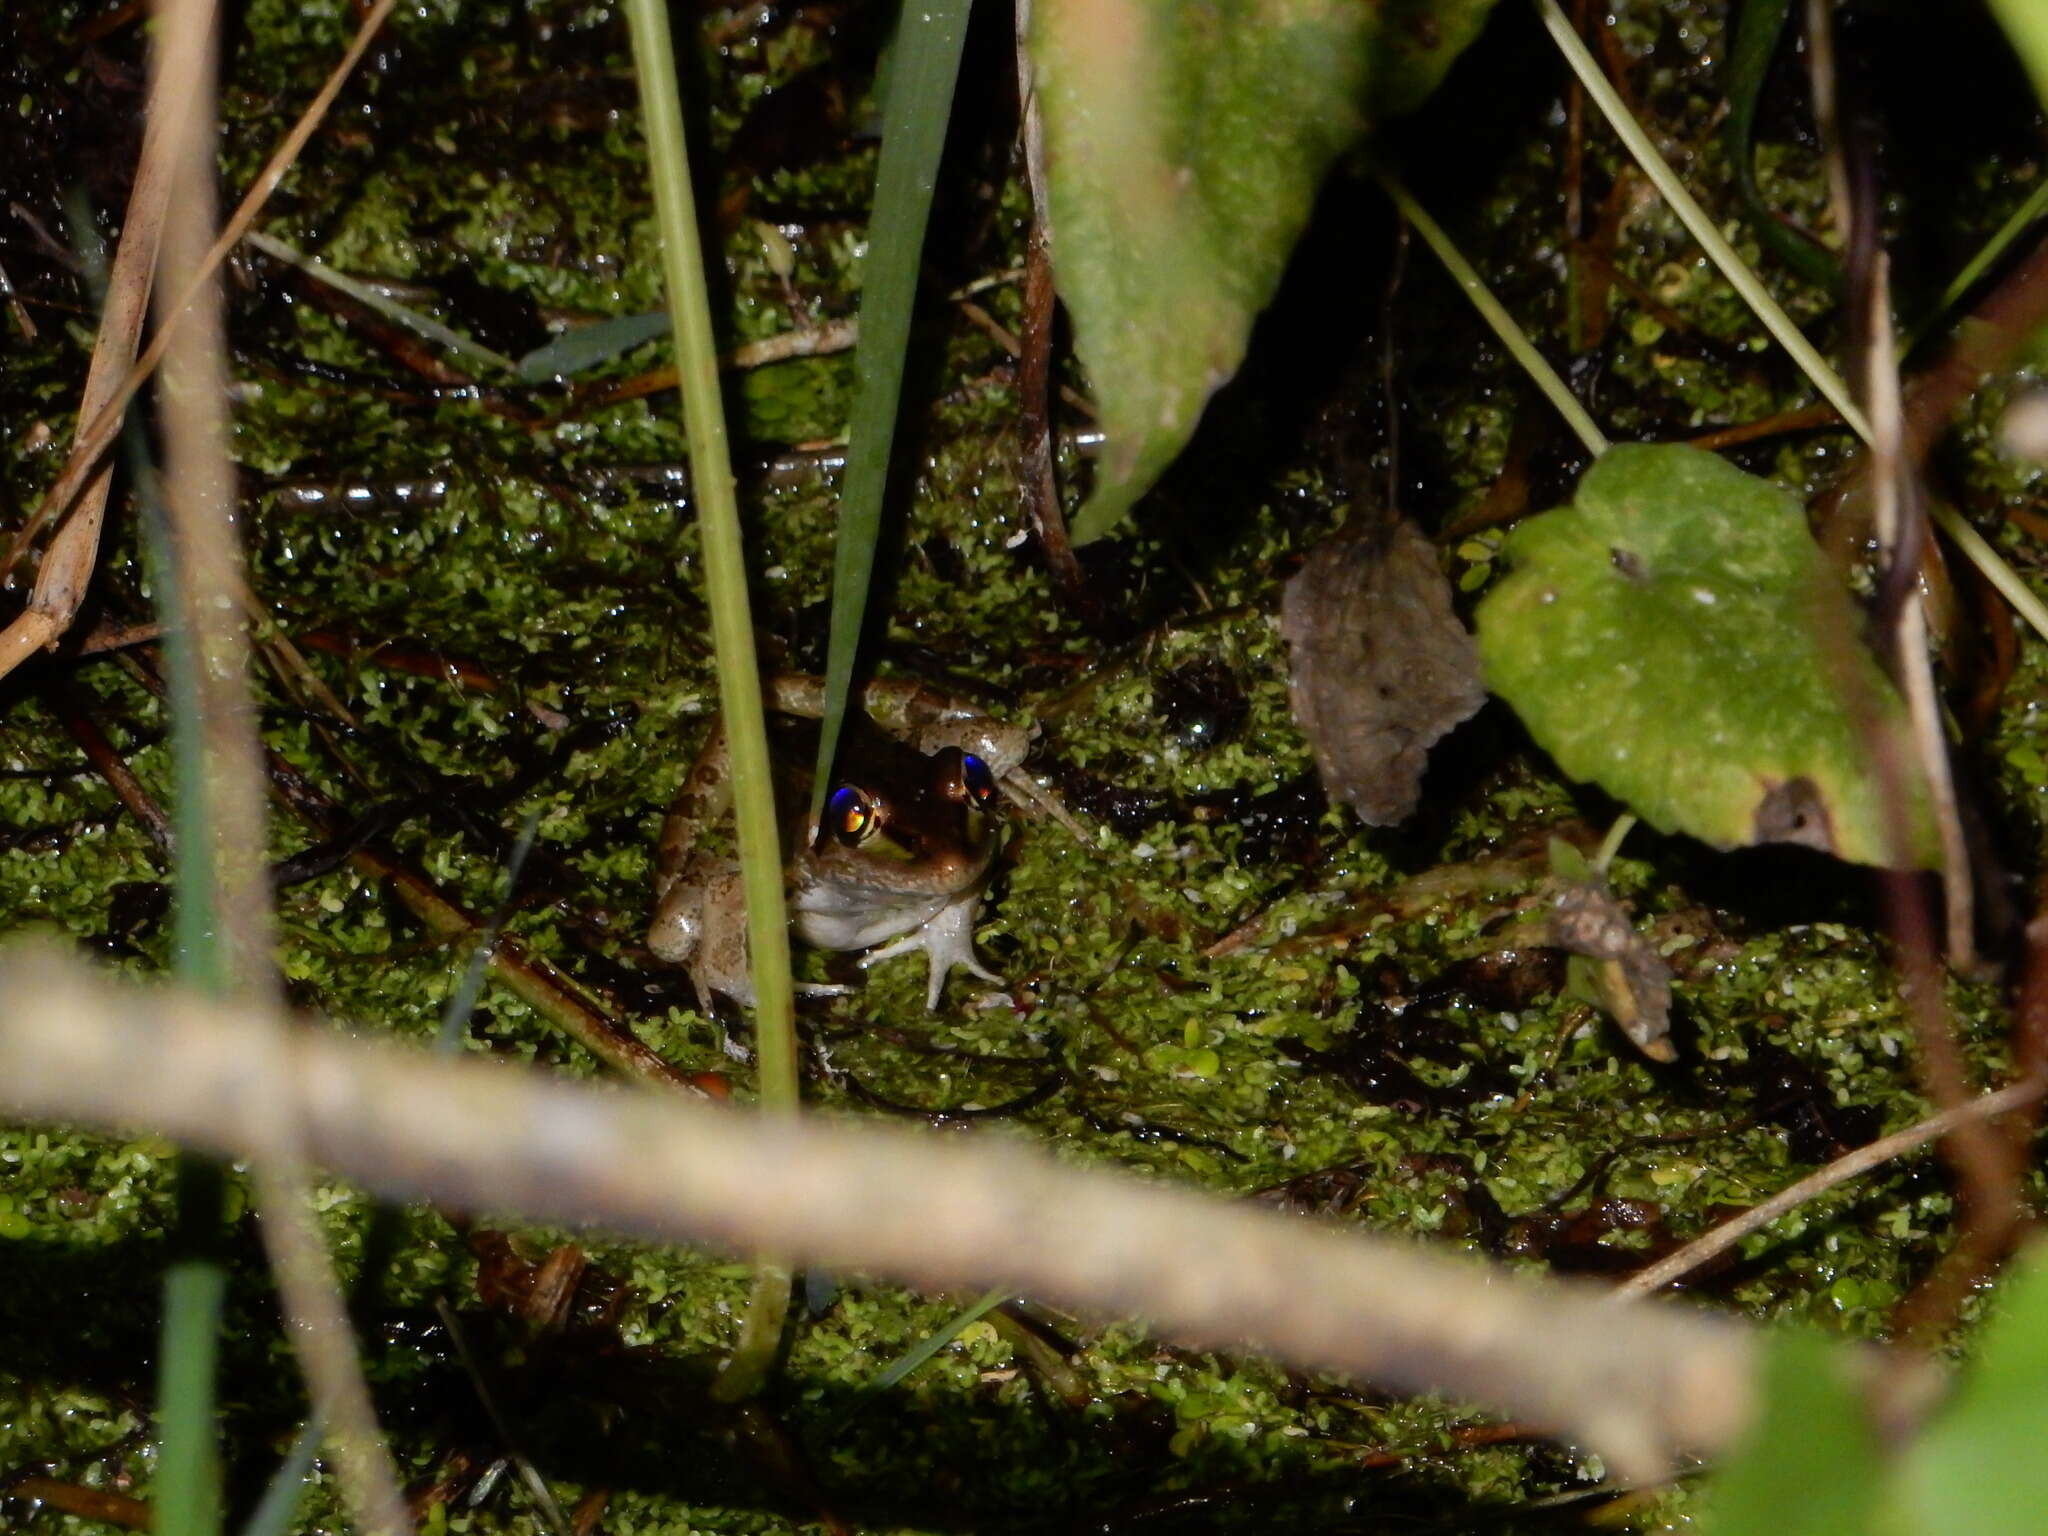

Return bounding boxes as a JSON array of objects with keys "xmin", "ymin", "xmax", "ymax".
[
  {"xmin": 1374, "ymin": 166, "xmax": 1610, "ymax": 460},
  {"xmin": 622, "ymin": 0, "xmax": 798, "ymax": 1402},
  {"xmin": 1533, "ymin": 0, "xmax": 1870, "ymax": 441}
]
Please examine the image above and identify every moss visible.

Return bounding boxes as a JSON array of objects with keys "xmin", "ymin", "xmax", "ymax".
[{"xmin": 3, "ymin": 0, "xmax": 2046, "ymax": 1530}]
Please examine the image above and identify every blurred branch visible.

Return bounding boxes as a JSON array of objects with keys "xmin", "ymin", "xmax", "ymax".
[
  {"xmin": 148, "ymin": 0, "xmax": 408, "ymax": 1528},
  {"xmin": 0, "ymin": 944, "xmax": 1761, "ymax": 1486}
]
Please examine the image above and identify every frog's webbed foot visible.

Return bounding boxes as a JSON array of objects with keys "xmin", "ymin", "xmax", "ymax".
[{"xmin": 861, "ymin": 898, "xmax": 1000, "ymax": 1011}]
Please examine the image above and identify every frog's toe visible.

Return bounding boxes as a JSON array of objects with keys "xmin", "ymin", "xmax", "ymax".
[
  {"xmin": 931, "ymin": 958, "xmax": 1003, "ymax": 1010},
  {"xmin": 860, "ymin": 905, "xmax": 1000, "ymax": 1010}
]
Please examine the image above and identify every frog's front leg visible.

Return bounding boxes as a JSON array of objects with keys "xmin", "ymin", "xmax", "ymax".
[{"xmin": 858, "ymin": 890, "xmax": 1003, "ymax": 1010}]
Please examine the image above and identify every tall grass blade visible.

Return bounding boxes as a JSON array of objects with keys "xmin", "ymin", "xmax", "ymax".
[
  {"xmin": 1374, "ymin": 166, "xmax": 1610, "ymax": 459},
  {"xmin": 622, "ymin": 0, "xmax": 799, "ymax": 1400},
  {"xmin": 812, "ymin": 0, "xmax": 976, "ymax": 813},
  {"xmin": 238, "ymin": 1413, "xmax": 324, "ymax": 1536},
  {"xmin": 1903, "ymin": 177, "xmax": 2048, "ymax": 355},
  {"xmin": 156, "ymin": 1257, "xmax": 227, "ymax": 1536}
]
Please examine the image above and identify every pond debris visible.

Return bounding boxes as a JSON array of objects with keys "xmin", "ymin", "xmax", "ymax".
[
  {"xmin": 1280, "ymin": 517, "xmax": 1486, "ymax": 827},
  {"xmin": 1547, "ymin": 878, "xmax": 1676, "ymax": 1064}
]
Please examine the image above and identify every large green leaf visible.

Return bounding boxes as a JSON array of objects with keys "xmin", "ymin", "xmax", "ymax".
[
  {"xmin": 1704, "ymin": 1331, "xmax": 1884, "ymax": 1536},
  {"xmin": 1031, "ymin": 0, "xmax": 1500, "ymax": 544},
  {"xmin": 1988, "ymin": 0, "xmax": 2048, "ymax": 114},
  {"xmin": 1897, "ymin": 1241, "xmax": 2048, "ymax": 1535},
  {"xmin": 1475, "ymin": 443, "xmax": 1932, "ymax": 868}
]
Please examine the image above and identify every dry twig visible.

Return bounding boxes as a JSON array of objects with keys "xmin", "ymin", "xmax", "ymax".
[
  {"xmin": 0, "ymin": 0, "xmax": 399, "ymax": 684},
  {"xmin": 1610, "ymin": 1073, "xmax": 2048, "ymax": 1302},
  {"xmin": 147, "ymin": 4, "xmax": 408, "ymax": 1529},
  {"xmin": 0, "ymin": 944, "xmax": 1764, "ymax": 1486}
]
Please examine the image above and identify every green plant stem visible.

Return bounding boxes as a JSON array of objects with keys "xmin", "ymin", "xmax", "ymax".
[
  {"xmin": 156, "ymin": 1258, "xmax": 227, "ymax": 1536},
  {"xmin": 622, "ymin": 0, "xmax": 798, "ymax": 1397},
  {"xmin": 814, "ymin": 0, "xmax": 975, "ymax": 813},
  {"xmin": 1592, "ymin": 812, "xmax": 1637, "ymax": 874},
  {"xmin": 1902, "ymin": 176, "xmax": 2048, "ymax": 356},
  {"xmin": 1373, "ymin": 166, "xmax": 1610, "ymax": 460},
  {"xmin": 621, "ymin": 0, "xmax": 796, "ymax": 1099},
  {"xmin": 1533, "ymin": 0, "xmax": 1870, "ymax": 442},
  {"xmin": 1538, "ymin": 0, "xmax": 2048, "ymax": 652}
]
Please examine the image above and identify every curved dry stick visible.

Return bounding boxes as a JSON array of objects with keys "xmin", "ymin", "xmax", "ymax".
[
  {"xmin": 0, "ymin": 945, "xmax": 1758, "ymax": 1486},
  {"xmin": 1610, "ymin": 1073, "xmax": 2048, "ymax": 1303},
  {"xmin": 0, "ymin": 0, "xmax": 399, "ymax": 682},
  {"xmin": 0, "ymin": 3, "xmax": 184, "ymax": 681}
]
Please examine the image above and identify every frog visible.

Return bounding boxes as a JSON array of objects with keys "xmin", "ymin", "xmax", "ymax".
[{"xmin": 646, "ymin": 676, "xmax": 1035, "ymax": 1011}]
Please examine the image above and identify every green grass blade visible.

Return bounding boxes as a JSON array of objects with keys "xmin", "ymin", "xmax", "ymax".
[
  {"xmin": 1533, "ymin": 0, "xmax": 1870, "ymax": 442},
  {"xmin": 514, "ymin": 310, "xmax": 672, "ymax": 382},
  {"xmin": 1902, "ymin": 176, "xmax": 2048, "ymax": 355},
  {"xmin": 238, "ymin": 1412, "xmax": 324, "ymax": 1536},
  {"xmin": 436, "ymin": 809, "xmax": 541, "ymax": 1054},
  {"xmin": 1374, "ymin": 165, "xmax": 1610, "ymax": 459},
  {"xmin": 815, "ymin": 1285, "xmax": 1012, "ymax": 1434},
  {"xmin": 812, "ymin": 0, "xmax": 976, "ymax": 816},
  {"xmin": 622, "ymin": 0, "xmax": 799, "ymax": 1399},
  {"xmin": 865, "ymin": 1286, "xmax": 1011, "ymax": 1397},
  {"xmin": 242, "ymin": 229, "xmax": 516, "ymax": 377},
  {"xmin": 155, "ymin": 1255, "xmax": 227, "ymax": 1536},
  {"xmin": 1723, "ymin": 0, "xmax": 1839, "ymax": 292}
]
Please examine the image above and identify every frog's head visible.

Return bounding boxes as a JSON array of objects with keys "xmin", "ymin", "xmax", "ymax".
[{"xmin": 810, "ymin": 736, "xmax": 1000, "ymax": 899}]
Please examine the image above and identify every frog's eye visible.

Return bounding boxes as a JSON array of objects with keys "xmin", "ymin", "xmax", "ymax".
[
  {"xmin": 826, "ymin": 784, "xmax": 880, "ymax": 844},
  {"xmin": 937, "ymin": 748, "xmax": 998, "ymax": 809},
  {"xmin": 960, "ymin": 753, "xmax": 998, "ymax": 808}
]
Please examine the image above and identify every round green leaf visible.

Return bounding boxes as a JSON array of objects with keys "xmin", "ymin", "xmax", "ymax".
[{"xmin": 1475, "ymin": 443, "xmax": 1934, "ymax": 868}]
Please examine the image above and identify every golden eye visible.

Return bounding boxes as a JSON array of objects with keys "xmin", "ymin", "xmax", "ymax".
[{"xmin": 826, "ymin": 784, "xmax": 878, "ymax": 844}]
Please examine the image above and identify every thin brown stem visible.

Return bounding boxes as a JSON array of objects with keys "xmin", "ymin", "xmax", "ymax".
[
  {"xmin": 47, "ymin": 676, "xmax": 174, "ymax": 855},
  {"xmin": 1611, "ymin": 1073, "xmax": 2048, "ymax": 1301},
  {"xmin": 0, "ymin": 0, "xmax": 400, "ymax": 664}
]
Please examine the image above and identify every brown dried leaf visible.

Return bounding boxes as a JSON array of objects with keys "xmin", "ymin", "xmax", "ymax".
[{"xmin": 1281, "ymin": 518, "xmax": 1486, "ymax": 826}]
